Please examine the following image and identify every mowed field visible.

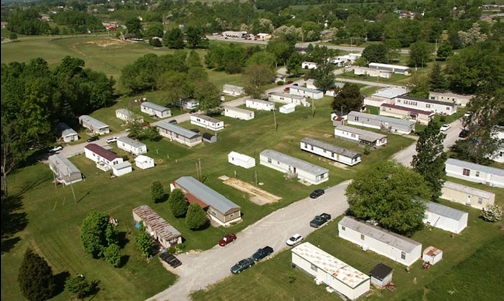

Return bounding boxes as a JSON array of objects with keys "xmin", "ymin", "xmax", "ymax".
[{"xmin": 2, "ymin": 33, "xmax": 503, "ymax": 301}]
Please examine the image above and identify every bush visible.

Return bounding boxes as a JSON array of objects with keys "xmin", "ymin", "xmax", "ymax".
[
  {"xmin": 185, "ymin": 203, "xmax": 208, "ymax": 230},
  {"xmin": 364, "ymin": 145, "xmax": 371, "ymax": 155},
  {"xmin": 440, "ymin": 116, "xmax": 446, "ymax": 122},
  {"xmin": 276, "ymin": 81, "xmax": 284, "ymax": 85},
  {"xmin": 481, "ymin": 204, "xmax": 502, "ymax": 222}
]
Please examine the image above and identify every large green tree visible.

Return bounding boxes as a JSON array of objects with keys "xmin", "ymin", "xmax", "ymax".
[
  {"xmin": 436, "ymin": 40, "xmax": 454, "ymax": 60},
  {"xmin": 362, "ymin": 43, "xmax": 388, "ymax": 64},
  {"xmin": 194, "ymin": 81, "xmax": 221, "ymax": 113},
  {"xmin": 312, "ymin": 46, "xmax": 335, "ymax": 92},
  {"xmin": 125, "ymin": 17, "xmax": 142, "ymax": 37},
  {"xmin": 135, "ymin": 224, "xmax": 155, "ymax": 258},
  {"xmin": 169, "ymin": 188, "xmax": 189, "ymax": 218},
  {"xmin": 164, "ymin": 28, "xmax": 185, "ymax": 49},
  {"xmin": 80, "ymin": 211, "xmax": 118, "ymax": 258},
  {"xmin": 243, "ymin": 64, "xmax": 275, "ymax": 99},
  {"xmin": 186, "ymin": 26, "xmax": 208, "ymax": 49},
  {"xmin": 346, "ymin": 161, "xmax": 431, "ymax": 236},
  {"xmin": 18, "ymin": 248, "xmax": 56, "ymax": 301},
  {"xmin": 104, "ymin": 244, "xmax": 122, "ymax": 268},
  {"xmin": 286, "ymin": 51, "xmax": 303, "ymax": 75},
  {"xmin": 429, "ymin": 63, "xmax": 448, "ymax": 92},
  {"xmin": 408, "ymin": 41, "xmax": 431, "ymax": 67},
  {"xmin": 66, "ymin": 275, "xmax": 98, "ymax": 301},
  {"xmin": 330, "ymin": 83, "xmax": 363, "ymax": 114},
  {"xmin": 186, "ymin": 203, "xmax": 208, "ymax": 230},
  {"xmin": 412, "ymin": 120, "xmax": 447, "ymax": 201},
  {"xmin": 151, "ymin": 180, "xmax": 165, "ymax": 203}
]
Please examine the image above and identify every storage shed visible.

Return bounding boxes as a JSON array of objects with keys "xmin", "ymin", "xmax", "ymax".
[
  {"xmin": 422, "ymin": 246, "xmax": 443, "ymax": 266},
  {"xmin": 424, "ymin": 202, "xmax": 468, "ymax": 234},
  {"xmin": 291, "ymin": 242, "xmax": 370, "ymax": 300},
  {"xmin": 279, "ymin": 103, "xmax": 296, "ymax": 114},
  {"xmin": 441, "ymin": 181, "xmax": 495, "ymax": 210},
  {"xmin": 135, "ymin": 155, "xmax": 154, "ymax": 170},
  {"xmin": 112, "ymin": 161, "xmax": 132, "ymax": 177},
  {"xmin": 228, "ymin": 151, "xmax": 255, "ymax": 169},
  {"xmin": 369, "ymin": 263, "xmax": 393, "ymax": 288}
]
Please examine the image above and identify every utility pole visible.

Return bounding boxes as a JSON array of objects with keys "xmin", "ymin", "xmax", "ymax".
[
  {"xmin": 311, "ymin": 98, "xmax": 315, "ymax": 117},
  {"xmin": 273, "ymin": 108, "xmax": 277, "ymax": 130}
]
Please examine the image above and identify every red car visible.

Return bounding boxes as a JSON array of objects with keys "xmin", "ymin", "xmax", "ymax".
[{"xmin": 219, "ymin": 233, "xmax": 237, "ymax": 246}]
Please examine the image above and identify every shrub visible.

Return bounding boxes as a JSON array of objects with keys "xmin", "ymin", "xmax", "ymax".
[
  {"xmin": 481, "ymin": 204, "xmax": 502, "ymax": 222},
  {"xmin": 276, "ymin": 81, "xmax": 284, "ymax": 85},
  {"xmin": 186, "ymin": 203, "xmax": 208, "ymax": 230},
  {"xmin": 364, "ymin": 145, "xmax": 371, "ymax": 155}
]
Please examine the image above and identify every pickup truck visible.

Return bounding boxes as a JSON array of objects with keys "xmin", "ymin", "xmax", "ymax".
[{"xmin": 310, "ymin": 213, "xmax": 331, "ymax": 228}]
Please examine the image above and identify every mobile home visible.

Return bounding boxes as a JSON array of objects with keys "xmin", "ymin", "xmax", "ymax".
[
  {"xmin": 115, "ymin": 108, "xmax": 144, "ymax": 123},
  {"xmin": 429, "ymin": 92, "xmax": 473, "ymax": 107},
  {"xmin": 156, "ymin": 122, "xmax": 202, "ymax": 147},
  {"xmin": 132, "ymin": 205, "xmax": 182, "ymax": 248},
  {"xmin": 441, "ymin": 181, "xmax": 495, "ymax": 210},
  {"xmin": 117, "ymin": 136, "xmax": 147, "ymax": 155},
  {"xmin": 190, "ymin": 114, "xmax": 224, "ymax": 131},
  {"xmin": 57, "ymin": 122, "xmax": 79, "ymax": 143},
  {"xmin": 79, "ymin": 115, "xmax": 110, "ymax": 135},
  {"xmin": 394, "ymin": 95, "xmax": 457, "ymax": 116},
  {"xmin": 368, "ymin": 63, "xmax": 410, "ymax": 75},
  {"xmin": 289, "ymin": 86, "xmax": 324, "ymax": 99},
  {"xmin": 364, "ymin": 87, "xmax": 409, "ymax": 107},
  {"xmin": 140, "ymin": 102, "xmax": 172, "ymax": 118},
  {"xmin": 445, "ymin": 158, "xmax": 504, "ymax": 188},
  {"xmin": 245, "ymin": 99, "xmax": 275, "ymax": 111},
  {"xmin": 223, "ymin": 84, "xmax": 245, "ymax": 96},
  {"xmin": 300, "ymin": 137, "xmax": 361, "ymax": 166},
  {"xmin": 48, "ymin": 154, "xmax": 82, "ymax": 185},
  {"xmin": 84, "ymin": 143, "xmax": 123, "ymax": 171},
  {"xmin": 424, "ymin": 201, "xmax": 468, "ymax": 234},
  {"xmin": 380, "ymin": 103, "xmax": 434, "ymax": 125},
  {"xmin": 222, "ymin": 106, "xmax": 255, "ymax": 120},
  {"xmin": 268, "ymin": 92, "xmax": 308, "ymax": 106},
  {"xmin": 301, "ymin": 61, "xmax": 317, "ymax": 69},
  {"xmin": 228, "ymin": 151, "xmax": 255, "ymax": 169},
  {"xmin": 347, "ymin": 111, "xmax": 415, "ymax": 134},
  {"xmin": 334, "ymin": 125, "xmax": 388, "ymax": 147}
]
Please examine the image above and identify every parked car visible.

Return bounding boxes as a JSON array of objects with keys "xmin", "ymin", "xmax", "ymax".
[
  {"xmin": 286, "ymin": 80, "xmax": 293, "ymax": 84},
  {"xmin": 87, "ymin": 136, "xmax": 99, "ymax": 142},
  {"xmin": 459, "ymin": 129, "xmax": 470, "ymax": 138},
  {"xmin": 168, "ymin": 119, "xmax": 178, "ymax": 124},
  {"xmin": 218, "ymin": 233, "xmax": 237, "ymax": 246},
  {"xmin": 286, "ymin": 233, "xmax": 303, "ymax": 246},
  {"xmin": 230, "ymin": 258, "xmax": 255, "ymax": 274},
  {"xmin": 49, "ymin": 145, "xmax": 63, "ymax": 153},
  {"xmin": 106, "ymin": 137, "xmax": 118, "ymax": 143},
  {"xmin": 309, "ymin": 189, "xmax": 325, "ymax": 199},
  {"xmin": 252, "ymin": 246, "xmax": 274, "ymax": 261},
  {"xmin": 440, "ymin": 124, "xmax": 451, "ymax": 131},
  {"xmin": 310, "ymin": 213, "xmax": 332, "ymax": 228},
  {"xmin": 283, "ymin": 87, "xmax": 290, "ymax": 92}
]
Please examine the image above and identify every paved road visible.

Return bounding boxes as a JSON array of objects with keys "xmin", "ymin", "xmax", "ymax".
[
  {"xmin": 335, "ymin": 76, "xmax": 402, "ymax": 88},
  {"xmin": 147, "ymin": 181, "xmax": 351, "ymax": 301}
]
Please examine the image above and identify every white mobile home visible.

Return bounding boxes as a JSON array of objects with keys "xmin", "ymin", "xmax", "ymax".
[
  {"xmin": 300, "ymin": 137, "xmax": 361, "ymax": 166},
  {"xmin": 112, "ymin": 161, "xmax": 132, "ymax": 177},
  {"xmin": 117, "ymin": 136, "xmax": 147, "ymax": 155},
  {"xmin": 260, "ymin": 149, "xmax": 329, "ymax": 185},
  {"xmin": 353, "ymin": 66, "xmax": 392, "ymax": 78},
  {"xmin": 291, "ymin": 243, "xmax": 370, "ymax": 301},
  {"xmin": 338, "ymin": 216, "xmax": 422, "ymax": 267},
  {"xmin": 429, "ymin": 92, "xmax": 473, "ymax": 107},
  {"xmin": 394, "ymin": 95, "xmax": 457, "ymax": 116},
  {"xmin": 132, "ymin": 205, "xmax": 182, "ymax": 248},
  {"xmin": 48, "ymin": 154, "xmax": 82, "ymax": 185},
  {"xmin": 223, "ymin": 84, "xmax": 245, "ymax": 96},
  {"xmin": 222, "ymin": 31, "xmax": 247, "ymax": 38},
  {"xmin": 301, "ymin": 61, "xmax": 317, "ymax": 69},
  {"xmin": 424, "ymin": 202, "xmax": 468, "ymax": 234},
  {"xmin": 115, "ymin": 109, "xmax": 143, "ymax": 123},
  {"xmin": 140, "ymin": 102, "xmax": 172, "ymax": 118},
  {"xmin": 79, "ymin": 115, "xmax": 110, "ymax": 135},
  {"xmin": 380, "ymin": 103, "xmax": 434, "ymax": 125},
  {"xmin": 369, "ymin": 263, "xmax": 393, "ymax": 288},
  {"xmin": 245, "ymin": 99, "xmax": 275, "ymax": 111},
  {"xmin": 228, "ymin": 151, "xmax": 255, "ymax": 169},
  {"xmin": 179, "ymin": 98, "xmax": 199, "ymax": 110},
  {"xmin": 289, "ymin": 86, "xmax": 324, "ymax": 99},
  {"xmin": 190, "ymin": 114, "xmax": 224, "ymax": 131},
  {"xmin": 84, "ymin": 143, "xmax": 123, "ymax": 171},
  {"xmin": 279, "ymin": 103, "xmax": 296, "ymax": 114},
  {"xmin": 222, "ymin": 106, "xmax": 255, "ymax": 120},
  {"xmin": 268, "ymin": 92, "xmax": 308, "ymax": 106},
  {"xmin": 441, "ymin": 181, "xmax": 495, "ymax": 210},
  {"xmin": 331, "ymin": 53, "xmax": 362, "ymax": 66},
  {"xmin": 335, "ymin": 125, "xmax": 388, "ymax": 147},
  {"xmin": 364, "ymin": 87, "xmax": 409, "ymax": 107},
  {"xmin": 369, "ymin": 63, "xmax": 410, "ymax": 75},
  {"xmin": 445, "ymin": 158, "xmax": 504, "ymax": 188},
  {"xmin": 347, "ymin": 111, "xmax": 415, "ymax": 134},
  {"xmin": 57, "ymin": 122, "xmax": 79, "ymax": 143},
  {"xmin": 135, "ymin": 155, "xmax": 155, "ymax": 169},
  {"xmin": 156, "ymin": 122, "xmax": 202, "ymax": 147}
]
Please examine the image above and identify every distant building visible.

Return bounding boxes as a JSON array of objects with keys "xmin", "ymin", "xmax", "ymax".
[
  {"xmin": 48, "ymin": 154, "xmax": 82, "ymax": 185},
  {"xmin": 368, "ymin": 63, "xmax": 410, "ymax": 75},
  {"xmin": 56, "ymin": 122, "xmax": 79, "ymax": 143},
  {"xmin": 79, "ymin": 115, "xmax": 110, "ymax": 135}
]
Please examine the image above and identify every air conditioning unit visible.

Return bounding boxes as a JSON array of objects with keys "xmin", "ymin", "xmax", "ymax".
[
  {"xmin": 361, "ymin": 245, "xmax": 369, "ymax": 251},
  {"xmin": 315, "ymin": 278, "xmax": 323, "ymax": 285}
]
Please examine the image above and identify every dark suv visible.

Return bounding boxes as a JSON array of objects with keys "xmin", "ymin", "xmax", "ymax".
[
  {"xmin": 87, "ymin": 136, "xmax": 99, "ymax": 142},
  {"xmin": 310, "ymin": 189, "xmax": 325, "ymax": 199},
  {"xmin": 252, "ymin": 246, "xmax": 274, "ymax": 261},
  {"xmin": 310, "ymin": 213, "xmax": 331, "ymax": 228}
]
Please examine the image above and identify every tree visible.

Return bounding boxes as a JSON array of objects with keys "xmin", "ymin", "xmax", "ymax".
[
  {"xmin": 125, "ymin": 17, "xmax": 142, "ymax": 37},
  {"xmin": 384, "ymin": 39, "xmax": 401, "ymax": 62},
  {"xmin": 9, "ymin": 33, "xmax": 18, "ymax": 41},
  {"xmin": 436, "ymin": 40, "xmax": 454, "ymax": 60},
  {"xmin": 408, "ymin": 74, "xmax": 430, "ymax": 99},
  {"xmin": 330, "ymin": 83, "xmax": 363, "ymax": 114},
  {"xmin": 135, "ymin": 224, "xmax": 155, "ymax": 258},
  {"xmin": 312, "ymin": 46, "xmax": 335, "ymax": 92},
  {"xmin": 66, "ymin": 274, "xmax": 99, "ymax": 301},
  {"xmin": 412, "ymin": 120, "xmax": 447, "ymax": 201},
  {"xmin": 408, "ymin": 41, "xmax": 431, "ymax": 67},
  {"xmin": 346, "ymin": 161, "xmax": 431, "ymax": 236},
  {"xmin": 429, "ymin": 63, "xmax": 448, "ymax": 92},
  {"xmin": 164, "ymin": 28, "xmax": 185, "ymax": 49},
  {"xmin": 186, "ymin": 26, "xmax": 208, "ymax": 49},
  {"xmin": 362, "ymin": 43, "xmax": 388, "ymax": 64},
  {"xmin": 286, "ymin": 51, "xmax": 303, "ymax": 75},
  {"xmin": 104, "ymin": 244, "xmax": 121, "ymax": 267},
  {"xmin": 266, "ymin": 39, "xmax": 295, "ymax": 66},
  {"xmin": 246, "ymin": 51, "xmax": 276, "ymax": 68},
  {"xmin": 18, "ymin": 248, "xmax": 56, "ymax": 301},
  {"xmin": 149, "ymin": 38, "xmax": 162, "ymax": 47},
  {"xmin": 157, "ymin": 71, "xmax": 191, "ymax": 104},
  {"xmin": 169, "ymin": 188, "xmax": 188, "ymax": 218},
  {"xmin": 187, "ymin": 51, "xmax": 202, "ymax": 68},
  {"xmin": 151, "ymin": 180, "xmax": 165, "ymax": 203},
  {"xmin": 458, "ymin": 23, "xmax": 488, "ymax": 48},
  {"xmin": 186, "ymin": 203, "xmax": 208, "ymax": 230},
  {"xmin": 80, "ymin": 211, "xmax": 118, "ymax": 258},
  {"xmin": 144, "ymin": 23, "xmax": 163, "ymax": 39},
  {"xmin": 481, "ymin": 204, "xmax": 502, "ymax": 222},
  {"xmin": 243, "ymin": 64, "xmax": 275, "ymax": 99},
  {"xmin": 194, "ymin": 81, "xmax": 221, "ymax": 113}
]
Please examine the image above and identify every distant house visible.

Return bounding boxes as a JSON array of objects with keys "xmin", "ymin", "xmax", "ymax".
[
  {"xmin": 394, "ymin": 95, "xmax": 457, "ymax": 116},
  {"xmin": 369, "ymin": 263, "xmax": 393, "ymax": 288},
  {"xmin": 441, "ymin": 181, "xmax": 495, "ymax": 210},
  {"xmin": 279, "ymin": 103, "xmax": 296, "ymax": 114},
  {"xmin": 202, "ymin": 132, "xmax": 217, "ymax": 143},
  {"xmin": 56, "ymin": 122, "xmax": 79, "ymax": 143},
  {"xmin": 424, "ymin": 201, "xmax": 468, "ymax": 234},
  {"xmin": 171, "ymin": 176, "xmax": 242, "ymax": 226},
  {"xmin": 353, "ymin": 66, "xmax": 392, "ymax": 79},
  {"xmin": 156, "ymin": 122, "xmax": 202, "ymax": 147},
  {"xmin": 380, "ymin": 103, "xmax": 434, "ymax": 125},
  {"xmin": 364, "ymin": 87, "xmax": 409, "ymax": 107},
  {"xmin": 256, "ymin": 33, "xmax": 271, "ymax": 40},
  {"xmin": 115, "ymin": 109, "xmax": 143, "ymax": 123},
  {"xmin": 289, "ymin": 86, "xmax": 324, "ymax": 99},
  {"xmin": 79, "ymin": 115, "xmax": 110, "ymax": 135},
  {"xmin": 291, "ymin": 243, "xmax": 370, "ymax": 301},
  {"xmin": 179, "ymin": 98, "xmax": 199, "ymax": 110},
  {"xmin": 301, "ymin": 61, "xmax": 317, "ymax": 69},
  {"xmin": 445, "ymin": 158, "xmax": 504, "ymax": 188},
  {"xmin": 334, "ymin": 125, "xmax": 388, "ymax": 147},
  {"xmin": 268, "ymin": 92, "xmax": 308, "ymax": 106},
  {"xmin": 245, "ymin": 99, "xmax": 275, "ymax": 111},
  {"xmin": 331, "ymin": 53, "xmax": 362, "ymax": 66},
  {"xmin": 112, "ymin": 161, "xmax": 133, "ymax": 177},
  {"xmin": 84, "ymin": 143, "xmax": 123, "ymax": 171},
  {"xmin": 222, "ymin": 31, "xmax": 247, "ymax": 38},
  {"xmin": 190, "ymin": 114, "xmax": 224, "ymax": 131},
  {"xmin": 132, "ymin": 205, "xmax": 182, "ymax": 248},
  {"xmin": 347, "ymin": 111, "xmax": 415, "ymax": 134},
  {"xmin": 429, "ymin": 92, "xmax": 473, "ymax": 107},
  {"xmin": 135, "ymin": 155, "xmax": 155, "ymax": 169},
  {"xmin": 324, "ymin": 82, "xmax": 345, "ymax": 97},
  {"xmin": 228, "ymin": 151, "xmax": 255, "ymax": 169},
  {"xmin": 222, "ymin": 106, "xmax": 254, "ymax": 120},
  {"xmin": 300, "ymin": 137, "xmax": 361, "ymax": 166},
  {"xmin": 260, "ymin": 149, "xmax": 329, "ymax": 185},
  {"xmin": 223, "ymin": 84, "xmax": 245, "ymax": 96},
  {"xmin": 117, "ymin": 136, "xmax": 147, "ymax": 155},
  {"xmin": 48, "ymin": 154, "xmax": 82, "ymax": 185},
  {"xmin": 305, "ymin": 79, "xmax": 317, "ymax": 89},
  {"xmin": 140, "ymin": 102, "xmax": 171, "ymax": 118},
  {"xmin": 338, "ymin": 216, "xmax": 422, "ymax": 266},
  {"xmin": 368, "ymin": 63, "xmax": 410, "ymax": 75}
]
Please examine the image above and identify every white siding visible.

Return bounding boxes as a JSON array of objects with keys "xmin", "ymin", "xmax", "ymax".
[
  {"xmin": 245, "ymin": 99, "xmax": 275, "ymax": 111},
  {"xmin": 228, "ymin": 151, "xmax": 255, "ymax": 169},
  {"xmin": 223, "ymin": 106, "xmax": 254, "ymax": 120}
]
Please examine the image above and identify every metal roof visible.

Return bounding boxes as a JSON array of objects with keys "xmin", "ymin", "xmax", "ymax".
[
  {"xmin": 223, "ymin": 105, "xmax": 254, "ymax": 114},
  {"xmin": 141, "ymin": 101, "xmax": 170, "ymax": 112},
  {"xmin": 223, "ymin": 84, "xmax": 244, "ymax": 90},
  {"xmin": 426, "ymin": 202, "xmax": 468, "ymax": 221},
  {"xmin": 446, "ymin": 158, "xmax": 504, "ymax": 176},
  {"xmin": 56, "ymin": 122, "xmax": 77, "ymax": 137},
  {"xmin": 191, "ymin": 114, "xmax": 223, "ymax": 124},
  {"xmin": 339, "ymin": 216, "xmax": 421, "ymax": 253},
  {"xmin": 292, "ymin": 242, "xmax": 369, "ymax": 289},
  {"xmin": 79, "ymin": 115, "xmax": 109, "ymax": 129},
  {"xmin": 116, "ymin": 108, "xmax": 135, "ymax": 117},
  {"xmin": 335, "ymin": 125, "xmax": 387, "ymax": 142},
  {"xmin": 369, "ymin": 263, "xmax": 393, "ymax": 281},
  {"xmin": 429, "ymin": 91, "xmax": 472, "ymax": 100},
  {"xmin": 117, "ymin": 136, "xmax": 146, "ymax": 148},
  {"xmin": 381, "ymin": 103, "xmax": 434, "ymax": 115},
  {"xmin": 396, "ymin": 95, "xmax": 456, "ymax": 107},
  {"xmin": 301, "ymin": 137, "xmax": 360, "ymax": 159},
  {"xmin": 443, "ymin": 181, "xmax": 494, "ymax": 199},
  {"xmin": 175, "ymin": 176, "xmax": 240, "ymax": 214},
  {"xmin": 348, "ymin": 111, "xmax": 415, "ymax": 127},
  {"xmin": 132, "ymin": 205, "xmax": 181, "ymax": 240},
  {"xmin": 369, "ymin": 62, "xmax": 410, "ymax": 71},
  {"xmin": 268, "ymin": 92, "xmax": 306, "ymax": 100},
  {"xmin": 289, "ymin": 86, "xmax": 323, "ymax": 93},
  {"xmin": 373, "ymin": 87, "xmax": 408, "ymax": 99},
  {"xmin": 113, "ymin": 161, "xmax": 132, "ymax": 170},
  {"xmin": 48, "ymin": 154, "xmax": 81, "ymax": 175},
  {"xmin": 246, "ymin": 99, "xmax": 274, "ymax": 105},
  {"xmin": 156, "ymin": 122, "xmax": 201, "ymax": 139},
  {"xmin": 260, "ymin": 149, "xmax": 329, "ymax": 175},
  {"xmin": 228, "ymin": 151, "xmax": 254, "ymax": 162},
  {"xmin": 85, "ymin": 143, "xmax": 120, "ymax": 161}
]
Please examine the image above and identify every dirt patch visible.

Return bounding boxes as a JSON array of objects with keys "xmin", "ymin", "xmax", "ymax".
[
  {"xmin": 223, "ymin": 178, "xmax": 281, "ymax": 205},
  {"xmin": 86, "ymin": 39, "xmax": 126, "ymax": 47}
]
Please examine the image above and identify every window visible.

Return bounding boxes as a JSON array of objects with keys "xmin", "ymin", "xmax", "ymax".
[
  {"xmin": 351, "ymin": 133, "xmax": 356, "ymax": 138},
  {"xmin": 277, "ymin": 161, "xmax": 280, "ymax": 164},
  {"xmin": 311, "ymin": 145, "xmax": 314, "ymax": 150},
  {"xmin": 355, "ymin": 117, "xmax": 359, "ymax": 121},
  {"xmin": 311, "ymin": 264, "xmax": 317, "ymax": 271},
  {"xmin": 304, "ymin": 143, "xmax": 308, "ymax": 148},
  {"xmin": 229, "ymin": 213, "xmax": 234, "ymax": 218},
  {"xmin": 476, "ymin": 171, "xmax": 480, "ymax": 177},
  {"xmin": 267, "ymin": 158, "xmax": 272, "ymax": 163},
  {"xmin": 342, "ymin": 226, "xmax": 346, "ymax": 231},
  {"xmin": 401, "ymin": 251, "xmax": 406, "ymax": 260},
  {"xmin": 478, "ymin": 198, "xmax": 483, "ymax": 205},
  {"xmin": 463, "ymin": 169, "xmax": 470, "ymax": 176},
  {"xmin": 426, "ymin": 104, "xmax": 431, "ymax": 108},
  {"xmin": 360, "ymin": 234, "xmax": 365, "ymax": 240}
]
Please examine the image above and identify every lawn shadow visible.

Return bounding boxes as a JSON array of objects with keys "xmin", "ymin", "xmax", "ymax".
[
  {"xmin": 1, "ymin": 194, "xmax": 28, "ymax": 254},
  {"xmin": 1, "ymin": 236, "xmax": 21, "ymax": 254},
  {"xmin": 13, "ymin": 174, "xmax": 52, "ymax": 197},
  {"xmin": 116, "ymin": 231, "xmax": 130, "ymax": 249},
  {"xmin": 154, "ymin": 193, "xmax": 169, "ymax": 204},
  {"xmin": 53, "ymin": 270, "xmax": 71, "ymax": 297},
  {"xmin": 118, "ymin": 255, "xmax": 130, "ymax": 268},
  {"xmin": 76, "ymin": 191, "xmax": 91, "ymax": 204}
]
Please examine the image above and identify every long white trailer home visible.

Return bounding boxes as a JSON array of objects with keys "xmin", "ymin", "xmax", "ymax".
[
  {"xmin": 190, "ymin": 114, "xmax": 224, "ymax": 131},
  {"xmin": 222, "ymin": 106, "xmax": 254, "ymax": 120},
  {"xmin": 441, "ymin": 181, "xmax": 495, "ymax": 210},
  {"xmin": 268, "ymin": 92, "xmax": 308, "ymax": 106},
  {"xmin": 347, "ymin": 111, "xmax": 415, "ymax": 134},
  {"xmin": 245, "ymin": 99, "xmax": 275, "ymax": 111},
  {"xmin": 394, "ymin": 95, "xmax": 457, "ymax": 116},
  {"xmin": 300, "ymin": 137, "xmax": 361, "ymax": 166},
  {"xmin": 140, "ymin": 102, "xmax": 171, "ymax": 118},
  {"xmin": 334, "ymin": 125, "xmax": 388, "ymax": 147},
  {"xmin": 117, "ymin": 136, "xmax": 147, "ymax": 155},
  {"xmin": 445, "ymin": 158, "xmax": 504, "ymax": 188},
  {"xmin": 289, "ymin": 86, "xmax": 324, "ymax": 99}
]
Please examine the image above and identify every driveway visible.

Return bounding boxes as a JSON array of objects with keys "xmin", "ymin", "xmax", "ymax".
[{"xmin": 147, "ymin": 181, "xmax": 351, "ymax": 301}]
